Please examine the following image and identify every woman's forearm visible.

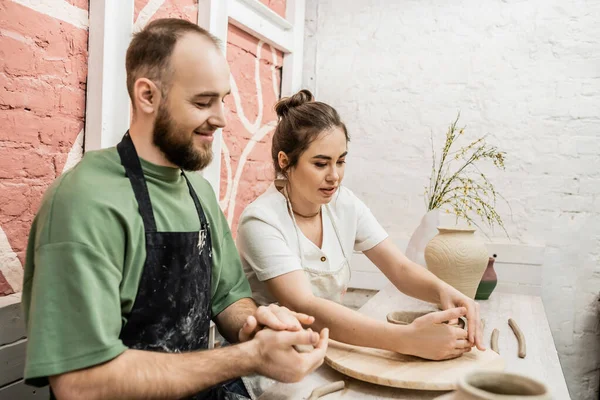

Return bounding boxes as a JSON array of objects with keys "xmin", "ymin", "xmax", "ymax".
[
  {"xmin": 365, "ymin": 239, "xmax": 444, "ymax": 304},
  {"xmin": 279, "ymin": 295, "xmax": 405, "ymax": 353},
  {"xmin": 386, "ymin": 258, "xmax": 444, "ymax": 303}
]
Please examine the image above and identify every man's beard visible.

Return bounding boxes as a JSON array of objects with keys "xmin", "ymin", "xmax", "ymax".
[{"xmin": 152, "ymin": 103, "xmax": 213, "ymax": 171}]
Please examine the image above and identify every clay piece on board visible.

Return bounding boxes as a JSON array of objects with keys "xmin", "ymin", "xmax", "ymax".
[
  {"xmin": 307, "ymin": 381, "xmax": 345, "ymax": 400},
  {"xmin": 293, "ymin": 328, "xmax": 316, "ymax": 353},
  {"xmin": 386, "ymin": 310, "xmax": 431, "ymax": 325},
  {"xmin": 386, "ymin": 310, "xmax": 466, "ymax": 329},
  {"xmin": 508, "ymin": 318, "xmax": 526, "ymax": 358},
  {"xmin": 490, "ymin": 329, "xmax": 499, "ymax": 354},
  {"xmin": 293, "ymin": 343, "xmax": 315, "ymax": 353}
]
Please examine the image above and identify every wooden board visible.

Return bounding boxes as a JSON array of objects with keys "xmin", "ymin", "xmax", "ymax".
[
  {"xmin": 261, "ymin": 289, "xmax": 570, "ymax": 399},
  {"xmin": 325, "ymin": 339, "xmax": 505, "ymax": 391},
  {"xmin": 257, "ymin": 364, "xmax": 453, "ymax": 400}
]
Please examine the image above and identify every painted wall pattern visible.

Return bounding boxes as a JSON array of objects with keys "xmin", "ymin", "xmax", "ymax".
[
  {"xmin": 221, "ymin": 25, "xmax": 282, "ymax": 235},
  {"xmin": 0, "ymin": 0, "xmax": 285, "ymax": 295},
  {"xmin": 258, "ymin": 0, "xmax": 286, "ymax": 17}
]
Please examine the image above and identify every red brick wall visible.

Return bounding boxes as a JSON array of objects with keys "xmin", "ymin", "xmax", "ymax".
[{"xmin": 0, "ymin": 0, "xmax": 89, "ymax": 295}]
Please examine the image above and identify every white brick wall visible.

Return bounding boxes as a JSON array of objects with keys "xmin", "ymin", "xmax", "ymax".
[{"xmin": 303, "ymin": 1, "xmax": 600, "ymax": 398}]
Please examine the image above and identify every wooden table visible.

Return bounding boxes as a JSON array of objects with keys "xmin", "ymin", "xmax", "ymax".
[{"xmin": 259, "ymin": 284, "xmax": 571, "ymax": 399}]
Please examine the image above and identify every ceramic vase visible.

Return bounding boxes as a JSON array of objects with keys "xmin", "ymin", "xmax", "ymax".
[
  {"xmin": 434, "ymin": 371, "xmax": 550, "ymax": 400},
  {"xmin": 424, "ymin": 227, "xmax": 488, "ymax": 299},
  {"xmin": 475, "ymin": 255, "xmax": 498, "ymax": 300},
  {"xmin": 405, "ymin": 209, "xmax": 440, "ymax": 268}
]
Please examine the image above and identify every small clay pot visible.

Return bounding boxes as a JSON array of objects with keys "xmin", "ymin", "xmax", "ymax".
[
  {"xmin": 435, "ymin": 371, "xmax": 550, "ymax": 400},
  {"xmin": 386, "ymin": 311, "xmax": 466, "ymax": 329}
]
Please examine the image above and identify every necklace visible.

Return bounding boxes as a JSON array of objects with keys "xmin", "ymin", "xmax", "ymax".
[
  {"xmin": 292, "ymin": 208, "xmax": 321, "ymax": 218},
  {"xmin": 282, "ymin": 184, "xmax": 321, "ymax": 218}
]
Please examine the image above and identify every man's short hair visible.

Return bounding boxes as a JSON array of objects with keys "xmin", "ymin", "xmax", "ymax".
[{"xmin": 126, "ymin": 18, "xmax": 221, "ymax": 102}]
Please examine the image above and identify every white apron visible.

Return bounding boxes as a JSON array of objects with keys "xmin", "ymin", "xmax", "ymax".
[{"xmin": 287, "ymin": 203, "xmax": 351, "ymax": 303}]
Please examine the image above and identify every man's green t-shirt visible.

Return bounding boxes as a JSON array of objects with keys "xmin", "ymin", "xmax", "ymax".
[{"xmin": 21, "ymin": 147, "xmax": 251, "ymax": 385}]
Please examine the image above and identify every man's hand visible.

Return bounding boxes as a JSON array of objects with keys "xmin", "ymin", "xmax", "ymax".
[
  {"xmin": 249, "ymin": 327, "xmax": 329, "ymax": 383},
  {"xmin": 438, "ymin": 285, "xmax": 485, "ymax": 350},
  {"xmin": 238, "ymin": 304, "xmax": 315, "ymax": 342}
]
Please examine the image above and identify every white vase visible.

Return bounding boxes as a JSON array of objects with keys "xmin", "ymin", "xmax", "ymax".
[
  {"xmin": 424, "ymin": 227, "xmax": 489, "ymax": 299},
  {"xmin": 405, "ymin": 209, "xmax": 440, "ymax": 268}
]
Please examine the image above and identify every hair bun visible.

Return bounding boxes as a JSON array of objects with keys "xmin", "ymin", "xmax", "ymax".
[{"xmin": 274, "ymin": 89, "xmax": 314, "ymax": 118}]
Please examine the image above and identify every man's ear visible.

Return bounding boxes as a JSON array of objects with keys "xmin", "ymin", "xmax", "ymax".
[
  {"xmin": 278, "ymin": 151, "xmax": 289, "ymax": 171},
  {"xmin": 133, "ymin": 78, "xmax": 161, "ymax": 115}
]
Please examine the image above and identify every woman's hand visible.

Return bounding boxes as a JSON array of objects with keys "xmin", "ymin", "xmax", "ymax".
[
  {"xmin": 238, "ymin": 303, "xmax": 315, "ymax": 342},
  {"xmin": 394, "ymin": 307, "xmax": 472, "ymax": 360},
  {"xmin": 438, "ymin": 285, "xmax": 485, "ymax": 350}
]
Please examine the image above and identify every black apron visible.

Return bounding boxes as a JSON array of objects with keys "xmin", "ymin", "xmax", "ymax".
[{"xmin": 116, "ymin": 132, "xmax": 248, "ymax": 400}]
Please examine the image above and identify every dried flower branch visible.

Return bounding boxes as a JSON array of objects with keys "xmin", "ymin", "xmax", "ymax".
[{"xmin": 425, "ymin": 113, "xmax": 509, "ymax": 236}]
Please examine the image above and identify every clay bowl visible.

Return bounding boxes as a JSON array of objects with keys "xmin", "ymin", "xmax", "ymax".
[
  {"xmin": 386, "ymin": 310, "xmax": 466, "ymax": 329},
  {"xmin": 434, "ymin": 371, "xmax": 550, "ymax": 399}
]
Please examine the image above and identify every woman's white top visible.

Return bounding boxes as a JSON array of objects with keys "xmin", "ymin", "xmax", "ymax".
[{"xmin": 236, "ymin": 181, "xmax": 388, "ymax": 306}]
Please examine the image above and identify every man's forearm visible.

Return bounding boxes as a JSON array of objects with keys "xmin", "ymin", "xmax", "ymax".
[
  {"xmin": 51, "ymin": 343, "xmax": 257, "ymax": 400},
  {"xmin": 214, "ymin": 297, "xmax": 257, "ymax": 343}
]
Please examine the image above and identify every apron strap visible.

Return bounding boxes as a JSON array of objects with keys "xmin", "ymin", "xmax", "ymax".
[
  {"xmin": 181, "ymin": 171, "xmax": 210, "ymax": 229},
  {"xmin": 284, "ymin": 184, "xmax": 349, "ymax": 267},
  {"xmin": 324, "ymin": 204, "xmax": 349, "ymax": 261},
  {"xmin": 117, "ymin": 132, "xmax": 157, "ymax": 233}
]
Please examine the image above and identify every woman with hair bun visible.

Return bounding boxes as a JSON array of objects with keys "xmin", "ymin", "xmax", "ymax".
[{"xmin": 237, "ymin": 90, "xmax": 484, "ymax": 389}]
